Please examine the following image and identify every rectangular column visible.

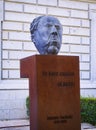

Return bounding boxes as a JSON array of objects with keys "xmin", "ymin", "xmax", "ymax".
[{"xmin": 20, "ymin": 55, "xmax": 81, "ymax": 130}]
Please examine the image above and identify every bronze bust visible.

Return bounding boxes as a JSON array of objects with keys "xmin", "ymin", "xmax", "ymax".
[{"xmin": 30, "ymin": 15, "xmax": 63, "ymax": 55}]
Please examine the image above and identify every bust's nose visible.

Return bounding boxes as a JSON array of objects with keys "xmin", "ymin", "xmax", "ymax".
[{"xmin": 50, "ymin": 25, "xmax": 58, "ymax": 35}]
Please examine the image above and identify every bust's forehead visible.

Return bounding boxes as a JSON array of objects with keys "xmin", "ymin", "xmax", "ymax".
[{"xmin": 39, "ymin": 16, "xmax": 61, "ymax": 25}]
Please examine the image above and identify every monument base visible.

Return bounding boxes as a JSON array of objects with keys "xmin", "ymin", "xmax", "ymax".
[{"xmin": 20, "ymin": 55, "xmax": 81, "ymax": 130}]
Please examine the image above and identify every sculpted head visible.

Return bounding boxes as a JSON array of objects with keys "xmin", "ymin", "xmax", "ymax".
[{"xmin": 30, "ymin": 15, "xmax": 63, "ymax": 55}]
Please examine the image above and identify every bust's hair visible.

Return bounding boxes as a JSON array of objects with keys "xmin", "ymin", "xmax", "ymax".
[{"xmin": 30, "ymin": 16, "xmax": 44, "ymax": 41}]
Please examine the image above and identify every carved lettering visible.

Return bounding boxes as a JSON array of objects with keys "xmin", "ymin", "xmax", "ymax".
[
  {"xmin": 57, "ymin": 81, "xmax": 74, "ymax": 87},
  {"xmin": 47, "ymin": 115, "xmax": 73, "ymax": 124}
]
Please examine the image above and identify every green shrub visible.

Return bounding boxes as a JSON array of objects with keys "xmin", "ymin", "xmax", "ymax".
[
  {"xmin": 80, "ymin": 96, "xmax": 96, "ymax": 125},
  {"xmin": 26, "ymin": 96, "xmax": 30, "ymax": 116},
  {"xmin": 26, "ymin": 96, "xmax": 96, "ymax": 125}
]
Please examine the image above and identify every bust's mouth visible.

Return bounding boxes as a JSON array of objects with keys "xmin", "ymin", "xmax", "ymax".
[
  {"xmin": 51, "ymin": 41, "xmax": 58, "ymax": 46},
  {"xmin": 50, "ymin": 41, "xmax": 60, "ymax": 48},
  {"xmin": 43, "ymin": 40, "xmax": 60, "ymax": 50},
  {"xmin": 51, "ymin": 39, "xmax": 58, "ymax": 42}
]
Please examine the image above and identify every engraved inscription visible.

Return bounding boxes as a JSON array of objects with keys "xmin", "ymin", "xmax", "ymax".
[
  {"xmin": 47, "ymin": 115, "xmax": 73, "ymax": 124},
  {"xmin": 42, "ymin": 71, "xmax": 75, "ymax": 87},
  {"xmin": 57, "ymin": 81, "xmax": 74, "ymax": 87}
]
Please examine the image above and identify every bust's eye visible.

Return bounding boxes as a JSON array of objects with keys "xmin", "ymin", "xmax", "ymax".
[
  {"xmin": 55, "ymin": 25, "xmax": 60, "ymax": 30},
  {"xmin": 46, "ymin": 24, "xmax": 52, "ymax": 28}
]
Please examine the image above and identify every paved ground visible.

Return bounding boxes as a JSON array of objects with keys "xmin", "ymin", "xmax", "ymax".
[
  {"xmin": 0, "ymin": 120, "xmax": 96, "ymax": 130},
  {"xmin": 81, "ymin": 123, "xmax": 96, "ymax": 130}
]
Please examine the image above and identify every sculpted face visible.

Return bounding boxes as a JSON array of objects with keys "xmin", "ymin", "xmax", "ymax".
[{"xmin": 30, "ymin": 16, "xmax": 63, "ymax": 54}]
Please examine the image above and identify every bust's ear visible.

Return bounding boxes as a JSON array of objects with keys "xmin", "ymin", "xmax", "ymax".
[{"xmin": 31, "ymin": 34, "xmax": 35, "ymax": 44}]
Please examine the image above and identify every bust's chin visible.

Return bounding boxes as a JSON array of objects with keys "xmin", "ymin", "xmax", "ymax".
[{"xmin": 47, "ymin": 45, "xmax": 59, "ymax": 54}]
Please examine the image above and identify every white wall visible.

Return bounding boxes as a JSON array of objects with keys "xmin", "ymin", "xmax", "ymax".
[
  {"xmin": 2, "ymin": 0, "xmax": 90, "ymax": 80},
  {"xmin": 0, "ymin": 0, "xmax": 96, "ymax": 120}
]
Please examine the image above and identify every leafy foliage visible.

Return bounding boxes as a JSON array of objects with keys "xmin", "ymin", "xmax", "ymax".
[
  {"xmin": 26, "ymin": 96, "xmax": 96, "ymax": 125},
  {"xmin": 81, "ymin": 97, "xmax": 96, "ymax": 125},
  {"xmin": 26, "ymin": 96, "xmax": 30, "ymax": 116}
]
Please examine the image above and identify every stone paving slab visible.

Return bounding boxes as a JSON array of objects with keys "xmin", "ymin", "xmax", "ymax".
[
  {"xmin": 0, "ymin": 126, "xmax": 30, "ymax": 130},
  {"xmin": 81, "ymin": 123, "xmax": 96, "ymax": 130},
  {"xmin": 0, "ymin": 120, "xmax": 29, "ymax": 129},
  {"xmin": 0, "ymin": 120, "xmax": 96, "ymax": 130}
]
